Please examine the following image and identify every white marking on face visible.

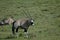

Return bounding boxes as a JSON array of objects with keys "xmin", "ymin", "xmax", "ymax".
[
  {"xmin": 31, "ymin": 20, "xmax": 34, "ymax": 25},
  {"xmin": 31, "ymin": 20, "xmax": 33, "ymax": 22}
]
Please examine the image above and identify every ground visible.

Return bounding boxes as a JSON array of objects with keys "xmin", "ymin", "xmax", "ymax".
[{"xmin": 0, "ymin": 0, "xmax": 60, "ymax": 40}]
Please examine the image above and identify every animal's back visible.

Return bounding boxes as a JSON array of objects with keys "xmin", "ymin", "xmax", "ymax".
[{"xmin": 13, "ymin": 18, "xmax": 29, "ymax": 28}]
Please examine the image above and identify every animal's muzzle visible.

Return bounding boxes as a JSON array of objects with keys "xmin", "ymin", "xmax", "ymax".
[{"xmin": 31, "ymin": 22, "xmax": 34, "ymax": 25}]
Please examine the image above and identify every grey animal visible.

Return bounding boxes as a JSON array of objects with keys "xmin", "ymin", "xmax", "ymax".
[{"xmin": 12, "ymin": 18, "xmax": 34, "ymax": 37}]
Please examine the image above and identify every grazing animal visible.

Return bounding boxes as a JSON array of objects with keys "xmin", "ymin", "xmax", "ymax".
[
  {"xmin": 12, "ymin": 18, "xmax": 34, "ymax": 37},
  {"xmin": 0, "ymin": 17, "xmax": 14, "ymax": 26}
]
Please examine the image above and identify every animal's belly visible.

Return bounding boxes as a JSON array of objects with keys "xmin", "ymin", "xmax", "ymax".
[{"xmin": 19, "ymin": 26, "xmax": 27, "ymax": 29}]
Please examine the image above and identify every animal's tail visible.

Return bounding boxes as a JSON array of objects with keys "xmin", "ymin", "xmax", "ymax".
[{"xmin": 12, "ymin": 21, "xmax": 16, "ymax": 35}]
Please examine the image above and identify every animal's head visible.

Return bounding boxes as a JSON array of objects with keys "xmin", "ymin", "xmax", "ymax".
[{"xmin": 28, "ymin": 18, "xmax": 34, "ymax": 26}]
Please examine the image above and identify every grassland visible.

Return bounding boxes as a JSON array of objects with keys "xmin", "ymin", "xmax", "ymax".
[{"xmin": 0, "ymin": 0, "xmax": 60, "ymax": 40}]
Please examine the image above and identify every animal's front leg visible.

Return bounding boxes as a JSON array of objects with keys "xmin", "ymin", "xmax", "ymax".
[{"xmin": 24, "ymin": 29, "xmax": 28, "ymax": 38}]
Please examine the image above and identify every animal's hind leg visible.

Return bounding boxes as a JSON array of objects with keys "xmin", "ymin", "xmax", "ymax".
[
  {"xmin": 12, "ymin": 26, "xmax": 15, "ymax": 35},
  {"xmin": 16, "ymin": 27, "xmax": 19, "ymax": 37},
  {"xmin": 12, "ymin": 21, "xmax": 16, "ymax": 35},
  {"xmin": 12, "ymin": 26, "xmax": 16, "ymax": 37}
]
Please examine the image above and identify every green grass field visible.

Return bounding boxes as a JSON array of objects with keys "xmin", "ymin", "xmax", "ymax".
[{"xmin": 0, "ymin": 0, "xmax": 60, "ymax": 40}]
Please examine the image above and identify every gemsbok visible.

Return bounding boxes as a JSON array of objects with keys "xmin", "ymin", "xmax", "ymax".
[
  {"xmin": 12, "ymin": 18, "xmax": 34, "ymax": 37},
  {"xmin": 0, "ymin": 17, "xmax": 14, "ymax": 26}
]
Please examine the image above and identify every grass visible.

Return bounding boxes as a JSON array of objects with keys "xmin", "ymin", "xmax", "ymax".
[{"xmin": 0, "ymin": 0, "xmax": 60, "ymax": 40}]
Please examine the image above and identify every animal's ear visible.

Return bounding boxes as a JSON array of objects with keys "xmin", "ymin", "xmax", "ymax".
[
  {"xmin": 32, "ymin": 19, "xmax": 35, "ymax": 22},
  {"xmin": 30, "ymin": 18, "xmax": 34, "ymax": 21},
  {"xmin": 33, "ymin": 19, "xmax": 34, "ymax": 21}
]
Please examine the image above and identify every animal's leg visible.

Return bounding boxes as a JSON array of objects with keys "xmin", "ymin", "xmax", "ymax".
[
  {"xmin": 24, "ymin": 29, "xmax": 28, "ymax": 38},
  {"xmin": 12, "ymin": 26, "xmax": 16, "ymax": 37},
  {"xmin": 12, "ymin": 26, "xmax": 15, "ymax": 35},
  {"xmin": 12, "ymin": 21, "xmax": 15, "ymax": 35},
  {"xmin": 16, "ymin": 27, "xmax": 19, "ymax": 37},
  {"xmin": 16, "ymin": 27, "xmax": 19, "ymax": 32}
]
